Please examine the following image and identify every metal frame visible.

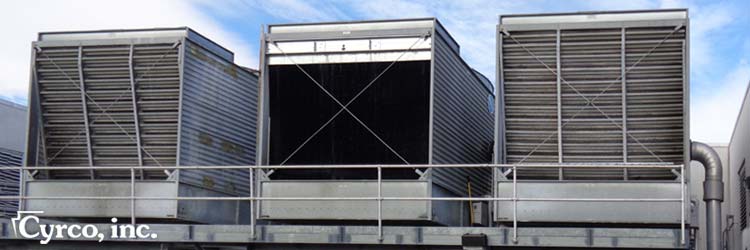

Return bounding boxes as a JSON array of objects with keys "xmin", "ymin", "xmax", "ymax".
[
  {"xmin": 255, "ymin": 19, "xmax": 494, "ymax": 227},
  {"xmin": 0, "ymin": 219, "xmax": 686, "ymax": 248},
  {"xmin": 76, "ymin": 46, "xmax": 96, "ymax": 179},
  {"xmin": 497, "ymin": 9, "xmax": 689, "ymax": 169},
  {"xmin": 22, "ymin": 28, "xmax": 259, "ymax": 225},
  {"xmin": 0, "ymin": 163, "xmax": 686, "ymax": 246}
]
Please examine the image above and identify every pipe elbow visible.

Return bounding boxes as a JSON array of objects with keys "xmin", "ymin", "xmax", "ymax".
[{"xmin": 691, "ymin": 141, "xmax": 724, "ymax": 202}]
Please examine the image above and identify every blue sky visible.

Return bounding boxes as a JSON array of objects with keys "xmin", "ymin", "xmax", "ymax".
[{"xmin": 1, "ymin": 0, "xmax": 749, "ymax": 143}]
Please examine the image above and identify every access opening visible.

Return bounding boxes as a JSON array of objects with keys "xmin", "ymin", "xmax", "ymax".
[{"xmin": 268, "ymin": 61, "xmax": 431, "ymax": 180}]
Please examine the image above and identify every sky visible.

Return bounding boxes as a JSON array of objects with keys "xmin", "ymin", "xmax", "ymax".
[{"xmin": 1, "ymin": 0, "xmax": 748, "ymax": 143}]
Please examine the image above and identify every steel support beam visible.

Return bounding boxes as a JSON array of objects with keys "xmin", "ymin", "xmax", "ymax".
[
  {"xmin": 555, "ymin": 29, "xmax": 563, "ymax": 180},
  {"xmin": 128, "ymin": 44, "xmax": 145, "ymax": 179},
  {"xmin": 621, "ymin": 27, "xmax": 629, "ymax": 179},
  {"xmin": 77, "ymin": 46, "xmax": 95, "ymax": 179}
]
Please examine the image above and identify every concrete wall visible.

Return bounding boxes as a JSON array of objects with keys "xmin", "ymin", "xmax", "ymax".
[
  {"xmin": 0, "ymin": 99, "xmax": 26, "ymax": 152},
  {"xmin": 728, "ymin": 82, "xmax": 750, "ymax": 250}
]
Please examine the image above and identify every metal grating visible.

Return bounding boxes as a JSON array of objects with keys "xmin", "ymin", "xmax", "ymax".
[
  {"xmin": 0, "ymin": 148, "xmax": 22, "ymax": 218},
  {"xmin": 499, "ymin": 14, "xmax": 687, "ymax": 180},
  {"xmin": 34, "ymin": 43, "xmax": 180, "ymax": 179}
]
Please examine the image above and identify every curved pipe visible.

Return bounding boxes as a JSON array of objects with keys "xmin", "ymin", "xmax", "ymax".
[{"xmin": 691, "ymin": 141, "xmax": 724, "ymax": 250}]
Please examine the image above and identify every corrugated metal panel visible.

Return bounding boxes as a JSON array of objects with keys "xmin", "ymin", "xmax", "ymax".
[
  {"xmin": 0, "ymin": 148, "xmax": 22, "ymax": 218},
  {"xmin": 431, "ymin": 27, "xmax": 494, "ymax": 196},
  {"xmin": 178, "ymin": 40, "xmax": 258, "ymax": 195},
  {"xmin": 498, "ymin": 11, "xmax": 687, "ymax": 180}
]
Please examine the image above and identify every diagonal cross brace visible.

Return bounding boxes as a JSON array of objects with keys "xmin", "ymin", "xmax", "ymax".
[{"xmin": 271, "ymin": 35, "xmax": 430, "ymax": 165}]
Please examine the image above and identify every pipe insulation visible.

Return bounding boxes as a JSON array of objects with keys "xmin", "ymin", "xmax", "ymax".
[{"xmin": 691, "ymin": 141, "xmax": 724, "ymax": 250}]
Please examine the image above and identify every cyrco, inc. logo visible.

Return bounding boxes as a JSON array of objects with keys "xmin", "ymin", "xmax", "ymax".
[{"xmin": 11, "ymin": 211, "xmax": 158, "ymax": 244}]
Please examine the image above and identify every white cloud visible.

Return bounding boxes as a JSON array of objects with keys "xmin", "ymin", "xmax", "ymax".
[
  {"xmin": 240, "ymin": 0, "xmax": 351, "ymax": 22},
  {"xmin": 0, "ymin": 0, "xmax": 257, "ymax": 105},
  {"xmin": 691, "ymin": 60, "xmax": 750, "ymax": 143}
]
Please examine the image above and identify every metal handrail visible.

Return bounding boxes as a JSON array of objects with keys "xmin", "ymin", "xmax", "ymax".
[{"xmin": 1, "ymin": 163, "xmax": 685, "ymax": 244}]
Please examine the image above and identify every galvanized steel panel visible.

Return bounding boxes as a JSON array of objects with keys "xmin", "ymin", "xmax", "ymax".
[
  {"xmin": 495, "ymin": 182, "xmax": 683, "ymax": 223},
  {"xmin": 260, "ymin": 181, "xmax": 430, "ymax": 220},
  {"xmin": 178, "ymin": 40, "xmax": 258, "ymax": 196},
  {"xmin": 25, "ymin": 181, "xmax": 178, "ymax": 219},
  {"xmin": 431, "ymin": 28, "xmax": 494, "ymax": 196}
]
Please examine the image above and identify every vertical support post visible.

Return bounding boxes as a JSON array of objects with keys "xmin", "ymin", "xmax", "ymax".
[
  {"xmin": 255, "ymin": 169, "xmax": 261, "ymax": 230},
  {"xmin": 377, "ymin": 165, "xmax": 383, "ymax": 242},
  {"xmin": 77, "ymin": 46, "xmax": 95, "ymax": 179},
  {"xmin": 512, "ymin": 164, "xmax": 518, "ymax": 243},
  {"xmin": 128, "ymin": 45, "xmax": 145, "ymax": 179},
  {"xmin": 621, "ymin": 28, "xmax": 629, "ymax": 179},
  {"xmin": 491, "ymin": 166, "xmax": 497, "ymax": 228},
  {"xmin": 680, "ymin": 164, "xmax": 685, "ymax": 245},
  {"xmin": 621, "ymin": 27, "xmax": 629, "ymax": 160},
  {"xmin": 130, "ymin": 166, "xmax": 136, "ymax": 225},
  {"xmin": 249, "ymin": 166, "xmax": 255, "ymax": 239},
  {"xmin": 555, "ymin": 29, "xmax": 563, "ymax": 180}
]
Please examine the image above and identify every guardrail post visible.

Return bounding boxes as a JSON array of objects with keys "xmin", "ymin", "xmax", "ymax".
[
  {"xmin": 680, "ymin": 164, "xmax": 685, "ymax": 245},
  {"xmin": 377, "ymin": 165, "xmax": 383, "ymax": 242},
  {"xmin": 130, "ymin": 166, "xmax": 136, "ymax": 225},
  {"xmin": 250, "ymin": 166, "xmax": 256, "ymax": 239},
  {"xmin": 513, "ymin": 164, "xmax": 518, "ymax": 243}
]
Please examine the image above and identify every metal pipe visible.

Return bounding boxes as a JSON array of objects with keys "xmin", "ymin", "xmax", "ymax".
[
  {"xmin": 4, "ymin": 163, "xmax": 681, "ymax": 170},
  {"xmin": 691, "ymin": 141, "xmax": 724, "ymax": 250},
  {"xmin": 0, "ymin": 196, "xmax": 682, "ymax": 202}
]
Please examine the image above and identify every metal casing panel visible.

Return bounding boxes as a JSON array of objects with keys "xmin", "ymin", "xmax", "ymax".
[
  {"xmin": 430, "ymin": 24, "xmax": 494, "ymax": 196},
  {"xmin": 177, "ymin": 39, "xmax": 258, "ymax": 196},
  {"xmin": 25, "ymin": 181, "xmax": 178, "ymax": 219},
  {"xmin": 729, "ymin": 82, "xmax": 750, "ymax": 249},
  {"xmin": 260, "ymin": 181, "xmax": 430, "ymax": 221},
  {"xmin": 37, "ymin": 28, "xmax": 233, "ymax": 62},
  {"xmin": 497, "ymin": 10, "xmax": 689, "ymax": 173},
  {"xmin": 495, "ymin": 182, "xmax": 683, "ymax": 223}
]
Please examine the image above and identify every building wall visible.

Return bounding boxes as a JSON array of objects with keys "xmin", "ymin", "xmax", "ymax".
[
  {"xmin": 0, "ymin": 99, "xmax": 26, "ymax": 152},
  {"xmin": 729, "ymin": 82, "xmax": 750, "ymax": 250},
  {"xmin": 0, "ymin": 99, "xmax": 27, "ymax": 218}
]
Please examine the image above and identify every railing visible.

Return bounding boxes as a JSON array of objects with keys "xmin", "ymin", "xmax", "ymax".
[{"xmin": 0, "ymin": 163, "xmax": 686, "ymax": 245}]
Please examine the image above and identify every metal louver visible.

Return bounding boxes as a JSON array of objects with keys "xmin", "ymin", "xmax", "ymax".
[
  {"xmin": 499, "ymin": 10, "xmax": 688, "ymax": 180},
  {"xmin": 34, "ymin": 41, "xmax": 180, "ymax": 179},
  {"xmin": 0, "ymin": 148, "xmax": 22, "ymax": 218}
]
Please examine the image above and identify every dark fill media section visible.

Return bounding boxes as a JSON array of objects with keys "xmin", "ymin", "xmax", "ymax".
[{"xmin": 268, "ymin": 61, "xmax": 431, "ymax": 179}]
